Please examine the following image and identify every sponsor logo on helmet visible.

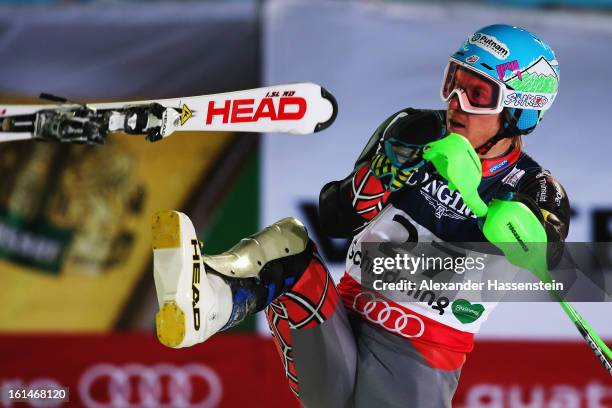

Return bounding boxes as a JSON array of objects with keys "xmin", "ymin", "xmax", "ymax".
[
  {"xmin": 466, "ymin": 55, "xmax": 479, "ymax": 64},
  {"xmin": 504, "ymin": 93, "xmax": 548, "ymax": 109},
  {"xmin": 496, "ymin": 60, "xmax": 522, "ymax": 81},
  {"xmin": 469, "ymin": 33, "xmax": 510, "ymax": 60}
]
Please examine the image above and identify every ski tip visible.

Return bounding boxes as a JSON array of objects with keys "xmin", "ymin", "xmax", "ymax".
[{"xmin": 314, "ymin": 86, "xmax": 338, "ymax": 133}]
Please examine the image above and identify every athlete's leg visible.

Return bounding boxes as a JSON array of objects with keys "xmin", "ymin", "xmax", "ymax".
[
  {"xmin": 350, "ymin": 316, "xmax": 462, "ymax": 408},
  {"xmin": 152, "ymin": 212, "xmax": 356, "ymax": 408},
  {"xmin": 264, "ymin": 252, "xmax": 356, "ymax": 407}
]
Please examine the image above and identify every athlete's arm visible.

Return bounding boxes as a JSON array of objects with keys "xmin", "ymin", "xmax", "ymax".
[
  {"xmin": 318, "ymin": 113, "xmax": 396, "ymax": 238},
  {"xmin": 482, "ymin": 169, "xmax": 570, "ymax": 268},
  {"xmin": 319, "ymin": 109, "xmax": 446, "ymax": 238},
  {"xmin": 512, "ymin": 169, "xmax": 570, "ymax": 266}
]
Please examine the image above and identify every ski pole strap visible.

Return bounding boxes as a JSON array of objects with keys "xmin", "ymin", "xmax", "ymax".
[{"xmin": 422, "ymin": 133, "xmax": 488, "ymax": 217}]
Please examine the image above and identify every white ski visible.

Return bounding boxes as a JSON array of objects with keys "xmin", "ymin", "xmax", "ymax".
[{"xmin": 0, "ymin": 83, "xmax": 337, "ymax": 144}]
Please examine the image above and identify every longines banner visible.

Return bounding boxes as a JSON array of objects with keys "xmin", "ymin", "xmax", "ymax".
[{"xmin": 0, "ymin": 334, "xmax": 610, "ymax": 408}]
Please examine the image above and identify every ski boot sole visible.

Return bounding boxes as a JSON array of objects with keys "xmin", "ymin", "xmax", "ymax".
[{"xmin": 152, "ymin": 211, "xmax": 191, "ymax": 348}]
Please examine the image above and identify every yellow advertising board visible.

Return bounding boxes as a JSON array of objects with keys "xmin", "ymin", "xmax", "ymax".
[{"xmin": 0, "ymin": 128, "xmax": 233, "ymax": 331}]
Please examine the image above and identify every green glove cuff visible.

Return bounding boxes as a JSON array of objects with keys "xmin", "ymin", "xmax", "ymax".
[
  {"xmin": 422, "ymin": 133, "xmax": 487, "ymax": 217},
  {"xmin": 483, "ymin": 199, "xmax": 550, "ymax": 282}
]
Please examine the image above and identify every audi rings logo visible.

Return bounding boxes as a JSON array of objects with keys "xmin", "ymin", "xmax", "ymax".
[
  {"xmin": 79, "ymin": 363, "xmax": 222, "ymax": 408},
  {"xmin": 353, "ymin": 292, "xmax": 425, "ymax": 338}
]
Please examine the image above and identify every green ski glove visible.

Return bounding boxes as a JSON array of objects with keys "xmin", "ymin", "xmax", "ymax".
[
  {"xmin": 422, "ymin": 133, "xmax": 487, "ymax": 217},
  {"xmin": 482, "ymin": 198, "xmax": 551, "ymax": 283}
]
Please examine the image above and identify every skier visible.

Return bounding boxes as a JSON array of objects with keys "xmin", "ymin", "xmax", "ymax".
[{"xmin": 152, "ymin": 24, "xmax": 569, "ymax": 407}]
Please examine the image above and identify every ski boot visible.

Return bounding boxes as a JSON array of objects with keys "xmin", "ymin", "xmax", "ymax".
[{"xmin": 152, "ymin": 211, "xmax": 311, "ymax": 348}]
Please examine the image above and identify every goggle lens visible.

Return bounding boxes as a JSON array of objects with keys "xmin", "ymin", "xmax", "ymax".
[{"xmin": 441, "ymin": 61, "xmax": 502, "ymax": 112}]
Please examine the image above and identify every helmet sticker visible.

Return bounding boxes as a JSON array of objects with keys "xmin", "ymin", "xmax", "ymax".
[
  {"xmin": 504, "ymin": 93, "xmax": 550, "ymax": 109},
  {"xmin": 505, "ymin": 57, "xmax": 559, "ymax": 93},
  {"xmin": 496, "ymin": 60, "xmax": 522, "ymax": 81},
  {"xmin": 466, "ymin": 55, "xmax": 479, "ymax": 64},
  {"xmin": 468, "ymin": 33, "xmax": 510, "ymax": 60}
]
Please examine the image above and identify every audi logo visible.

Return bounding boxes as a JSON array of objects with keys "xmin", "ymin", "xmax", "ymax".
[
  {"xmin": 79, "ymin": 363, "xmax": 223, "ymax": 408},
  {"xmin": 353, "ymin": 291, "xmax": 425, "ymax": 338}
]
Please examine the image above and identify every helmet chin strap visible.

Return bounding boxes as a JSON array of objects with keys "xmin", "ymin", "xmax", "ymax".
[{"xmin": 474, "ymin": 109, "xmax": 520, "ymax": 155}]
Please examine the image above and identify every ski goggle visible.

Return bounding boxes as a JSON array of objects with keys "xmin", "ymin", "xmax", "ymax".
[{"xmin": 440, "ymin": 58, "xmax": 556, "ymax": 114}]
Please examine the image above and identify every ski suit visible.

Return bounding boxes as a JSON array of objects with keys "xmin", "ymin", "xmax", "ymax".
[{"xmin": 263, "ymin": 108, "xmax": 570, "ymax": 408}]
